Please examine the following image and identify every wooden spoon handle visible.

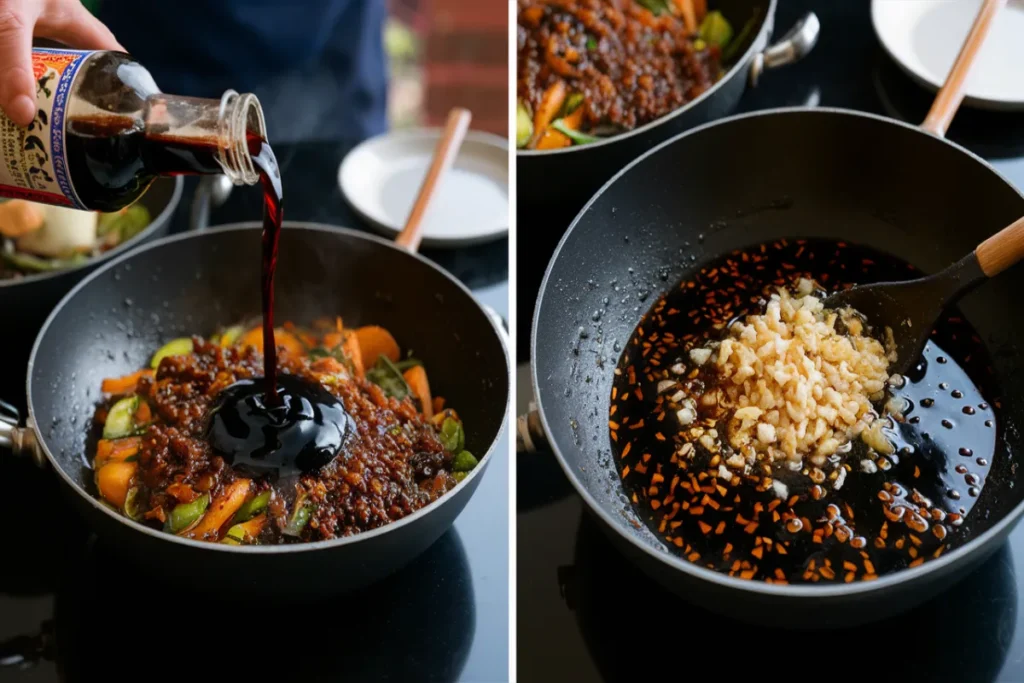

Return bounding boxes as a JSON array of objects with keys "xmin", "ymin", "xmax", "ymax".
[
  {"xmin": 394, "ymin": 107, "xmax": 473, "ymax": 253},
  {"xmin": 976, "ymin": 215, "xmax": 1024, "ymax": 277},
  {"xmin": 920, "ymin": 0, "xmax": 1005, "ymax": 137}
]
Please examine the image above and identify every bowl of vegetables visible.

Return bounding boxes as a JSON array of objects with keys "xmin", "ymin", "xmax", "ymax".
[{"xmin": 0, "ymin": 176, "xmax": 182, "ymax": 407}]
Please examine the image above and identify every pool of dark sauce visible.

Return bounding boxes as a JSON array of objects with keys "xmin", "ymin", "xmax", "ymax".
[
  {"xmin": 610, "ymin": 240, "xmax": 1000, "ymax": 584},
  {"xmin": 202, "ymin": 137, "xmax": 353, "ymax": 479}
]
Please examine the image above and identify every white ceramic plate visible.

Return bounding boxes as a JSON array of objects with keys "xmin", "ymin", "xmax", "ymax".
[
  {"xmin": 871, "ymin": 0, "xmax": 1024, "ymax": 111},
  {"xmin": 339, "ymin": 128, "xmax": 509, "ymax": 248}
]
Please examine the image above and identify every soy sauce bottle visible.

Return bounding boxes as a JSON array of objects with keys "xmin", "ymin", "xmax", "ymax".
[{"xmin": 0, "ymin": 48, "xmax": 265, "ymax": 211}]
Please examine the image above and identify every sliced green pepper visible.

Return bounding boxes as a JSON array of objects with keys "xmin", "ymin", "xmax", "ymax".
[
  {"xmin": 516, "ymin": 100, "xmax": 533, "ymax": 149},
  {"xmin": 1, "ymin": 249, "xmax": 88, "ymax": 273},
  {"xmin": 165, "ymin": 493, "xmax": 210, "ymax": 534},
  {"xmin": 221, "ymin": 522, "xmax": 251, "ymax": 545},
  {"xmin": 103, "ymin": 396, "xmax": 140, "ymax": 439},
  {"xmin": 150, "ymin": 337, "xmax": 193, "ymax": 369},
  {"xmin": 439, "ymin": 417, "xmax": 465, "ymax": 454},
  {"xmin": 123, "ymin": 486, "xmax": 144, "ymax": 520},
  {"xmin": 97, "ymin": 204, "xmax": 151, "ymax": 242},
  {"xmin": 452, "ymin": 451, "xmax": 479, "ymax": 472},
  {"xmin": 551, "ymin": 120, "xmax": 601, "ymax": 146},
  {"xmin": 366, "ymin": 356, "xmax": 412, "ymax": 400},
  {"xmin": 699, "ymin": 10, "xmax": 734, "ymax": 48},
  {"xmin": 232, "ymin": 490, "xmax": 271, "ymax": 524},
  {"xmin": 283, "ymin": 496, "xmax": 312, "ymax": 538},
  {"xmin": 562, "ymin": 92, "xmax": 585, "ymax": 117}
]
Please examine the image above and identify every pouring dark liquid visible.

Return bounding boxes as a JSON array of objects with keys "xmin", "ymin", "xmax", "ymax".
[{"xmin": 253, "ymin": 138, "xmax": 284, "ymax": 402}]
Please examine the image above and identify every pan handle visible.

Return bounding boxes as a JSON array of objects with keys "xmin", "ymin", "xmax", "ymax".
[
  {"xmin": 516, "ymin": 402, "xmax": 550, "ymax": 454},
  {"xmin": 188, "ymin": 175, "xmax": 235, "ymax": 232},
  {"xmin": 0, "ymin": 404, "xmax": 43, "ymax": 467},
  {"xmin": 748, "ymin": 12, "xmax": 820, "ymax": 88}
]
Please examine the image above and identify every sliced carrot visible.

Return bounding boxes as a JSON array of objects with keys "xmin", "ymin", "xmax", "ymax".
[
  {"xmin": 94, "ymin": 437, "xmax": 142, "ymax": 469},
  {"xmin": 97, "ymin": 461, "xmax": 137, "ymax": 508},
  {"xmin": 536, "ymin": 129, "xmax": 571, "ymax": 149},
  {"xmin": 355, "ymin": 326, "xmax": 399, "ymax": 367},
  {"xmin": 238, "ymin": 327, "xmax": 306, "ymax": 356},
  {"xmin": 693, "ymin": 0, "xmax": 707, "ymax": 21},
  {"xmin": 183, "ymin": 478, "xmax": 251, "ymax": 540},
  {"xmin": 234, "ymin": 514, "xmax": 267, "ymax": 541},
  {"xmin": 101, "ymin": 369, "xmax": 153, "ymax": 395},
  {"xmin": 133, "ymin": 400, "xmax": 152, "ymax": 425},
  {"xmin": 532, "ymin": 80, "xmax": 567, "ymax": 145},
  {"xmin": 432, "ymin": 396, "xmax": 446, "ymax": 414},
  {"xmin": 403, "ymin": 366, "xmax": 433, "ymax": 420},
  {"xmin": 323, "ymin": 331, "xmax": 344, "ymax": 349},
  {"xmin": 674, "ymin": 0, "xmax": 697, "ymax": 33},
  {"xmin": 343, "ymin": 331, "xmax": 364, "ymax": 377},
  {"xmin": 561, "ymin": 106, "xmax": 584, "ymax": 130}
]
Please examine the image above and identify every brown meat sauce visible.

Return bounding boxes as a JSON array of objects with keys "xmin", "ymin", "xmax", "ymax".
[
  {"xmin": 517, "ymin": 0, "xmax": 719, "ymax": 133},
  {"xmin": 96, "ymin": 338, "xmax": 454, "ymax": 543}
]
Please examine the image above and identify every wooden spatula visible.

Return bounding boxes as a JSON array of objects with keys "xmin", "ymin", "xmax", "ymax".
[{"xmin": 823, "ymin": 214, "xmax": 1024, "ymax": 375}]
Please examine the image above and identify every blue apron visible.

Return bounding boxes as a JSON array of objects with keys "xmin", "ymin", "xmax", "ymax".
[{"xmin": 98, "ymin": 0, "xmax": 389, "ymax": 143}]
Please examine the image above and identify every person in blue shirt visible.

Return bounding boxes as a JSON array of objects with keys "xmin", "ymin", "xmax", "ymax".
[{"xmin": 0, "ymin": 0, "xmax": 388, "ymax": 142}]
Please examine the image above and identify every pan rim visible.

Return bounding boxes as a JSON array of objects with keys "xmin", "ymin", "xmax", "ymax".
[
  {"xmin": 532, "ymin": 105, "xmax": 1024, "ymax": 598},
  {"xmin": 0, "ymin": 176, "xmax": 183, "ymax": 289},
  {"xmin": 515, "ymin": 0, "xmax": 777, "ymax": 158},
  {"xmin": 26, "ymin": 221, "xmax": 511, "ymax": 554}
]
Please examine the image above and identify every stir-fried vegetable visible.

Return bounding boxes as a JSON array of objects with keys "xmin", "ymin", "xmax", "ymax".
[
  {"xmin": 699, "ymin": 10, "xmax": 733, "ymax": 48},
  {"xmin": 233, "ymin": 490, "xmax": 271, "ymax": 524},
  {"xmin": 284, "ymin": 493, "xmax": 313, "ymax": 537},
  {"xmin": 551, "ymin": 120, "xmax": 601, "ymax": 146},
  {"xmin": 96, "ymin": 204, "xmax": 151, "ymax": 244},
  {"xmin": 92, "ymin": 316, "xmax": 469, "ymax": 543},
  {"xmin": 1, "ymin": 247, "xmax": 88, "ymax": 272},
  {"xmin": 150, "ymin": 337, "xmax": 193, "ymax": 368},
  {"xmin": 165, "ymin": 494, "xmax": 210, "ymax": 534},
  {"xmin": 103, "ymin": 396, "xmax": 145, "ymax": 438},
  {"xmin": 517, "ymin": 101, "xmax": 534, "ymax": 147}
]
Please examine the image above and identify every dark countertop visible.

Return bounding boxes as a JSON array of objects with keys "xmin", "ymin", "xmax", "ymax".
[
  {"xmin": 0, "ymin": 141, "xmax": 509, "ymax": 682},
  {"xmin": 517, "ymin": 1, "xmax": 1024, "ymax": 681}
]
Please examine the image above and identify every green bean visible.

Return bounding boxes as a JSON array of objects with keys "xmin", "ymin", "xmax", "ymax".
[{"xmin": 440, "ymin": 417, "xmax": 465, "ymax": 453}]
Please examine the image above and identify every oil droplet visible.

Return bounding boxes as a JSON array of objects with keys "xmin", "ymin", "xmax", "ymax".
[
  {"xmin": 955, "ymin": 464, "xmax": 968, "ymax": 474},
  {"xmin": 977, "ymin": 457, "xmax": 988, "ymax": 467},
  {"xmin": 968, "ymin": 486, "xmax": 980, "ymax": 497},
  {"xmin": 941, "ymin": 419, "xmax": 953, "ymax": 429},
  {"xmin": 937, "ymin": 356, "xmax": 948, "ymax": 364},
  {"xmin": 786, "ymin": 518, "xmax": 803, "ymax": 533},
  {"xmin": 985, "ymin": 420, "xmax": 993, "ymax": 428},
  {"xmin": 963, "ymin": 406, "xmax": 976, "ymax": 415},
  {"xmin": 951, "ymin": 389, "xmax": 963, "ymax": 399},
  {"xmin": 920, "ymin": 398, "xmax": 934, "ymax": 407},
  {"xmin": 909, "ymin": 416, "xmax": 921, "ymax": 425},
  {"xmin": 947, "ymin": 489, "xmax": 961, "ymax": 500},
  {"xmin": 965, "ymin": 474, "xmax": 979, "ymax": 486},
  {"xmin": 939, "ymin": 382, "xmax": 949, "ymax": 390},
  {"xmin": 959, "ymin": 447, "xmax": 973, "ymax": 457}
]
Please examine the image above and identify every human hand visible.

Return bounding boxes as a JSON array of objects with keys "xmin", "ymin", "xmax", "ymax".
[{"xmin": 0, "ymin": 0, "xmax": 122, "ymax": 126}]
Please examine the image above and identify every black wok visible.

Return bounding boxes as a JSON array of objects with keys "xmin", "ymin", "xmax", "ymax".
[
  {"xmin": 0, "ymin": 222, "xmax": 510, "ymax": 600},
  {"xmin": 516, "ymin": 0, "xmax": 818, "ymax": 222},
  {"xmin": 522, "ymin": 80, "xmax": 1024, "ymax": 627},
  {"xmin": 0, "ymin": 177, "xmax": 183, "ymax": 410}
]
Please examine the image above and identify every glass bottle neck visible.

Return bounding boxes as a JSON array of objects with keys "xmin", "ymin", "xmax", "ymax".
[{"xmin": 142, "ymin": 90, "xmax": 265, "ymax": 185}]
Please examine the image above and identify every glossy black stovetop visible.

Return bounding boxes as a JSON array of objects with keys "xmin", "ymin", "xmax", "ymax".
[{"xmin": 517, "ymin": 2, "xmax": 1024, "ymax": 681}]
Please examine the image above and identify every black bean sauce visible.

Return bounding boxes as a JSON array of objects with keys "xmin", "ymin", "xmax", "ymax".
[{"xmin": 610, "ymin": 240, "xmax": 1000, "ymax": 584}]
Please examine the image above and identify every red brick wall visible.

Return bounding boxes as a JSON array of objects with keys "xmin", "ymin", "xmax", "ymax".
[{"xmin": 422, "ymin": 0, "xmax": 508, "ymax": 137}]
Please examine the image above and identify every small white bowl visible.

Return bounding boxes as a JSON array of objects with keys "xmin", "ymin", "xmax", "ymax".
[
  {"xmin": 871, "ymin": 0, "xmax": 1024, "ymax": 111},
  {"xmin": 339, "ymin": 128, "xmax": 509, "ymax": 248}
]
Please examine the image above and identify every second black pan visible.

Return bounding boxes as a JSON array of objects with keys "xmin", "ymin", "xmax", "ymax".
[
  {"xmin": 1, "ymin": 223, "xmax": 510, "ymax": 600},
  {"xmin": 526, "ymin": 106, "xmax": 1024, "ymax": 627}
]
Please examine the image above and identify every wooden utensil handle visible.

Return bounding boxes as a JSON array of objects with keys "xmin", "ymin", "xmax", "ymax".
[
  {"xmin": 976, "ymin": 215, "xmax": 1024, "ymax": 277},
  {"xmin": 395, "ymin": 108, "xmax": 473, "ymax": 253},
  {"xmin": 920, "ymin": 0, "xmax": 1005, "ymax": 137}
]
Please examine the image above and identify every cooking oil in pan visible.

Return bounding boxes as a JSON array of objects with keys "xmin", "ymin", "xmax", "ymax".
[{"xmin": 609, "ymin": 239, "xmax": 1000, "ymax": 584}]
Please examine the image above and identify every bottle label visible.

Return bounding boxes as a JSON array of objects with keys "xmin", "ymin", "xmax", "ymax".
[{"xmin": 0, "ymin": 48, "xmax": 89, "ymax": 209}]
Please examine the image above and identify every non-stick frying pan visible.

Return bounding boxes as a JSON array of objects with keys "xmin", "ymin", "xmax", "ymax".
[
  {"xmin": 0, "ymin": 222, "xmax": 510, "ymax": 600},
  {"xmin": 521, "ymin": 0, "xmax": 1024, "ymax": 627}
]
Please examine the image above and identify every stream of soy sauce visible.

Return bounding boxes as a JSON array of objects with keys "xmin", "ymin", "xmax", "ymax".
[
  {"xmin": 253, "ymin": 138, "xmax": 284, "ymax": 403},
  {"xmin": 611, "ymin": 240, "xmax": 1001, "ymax": 584}
]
